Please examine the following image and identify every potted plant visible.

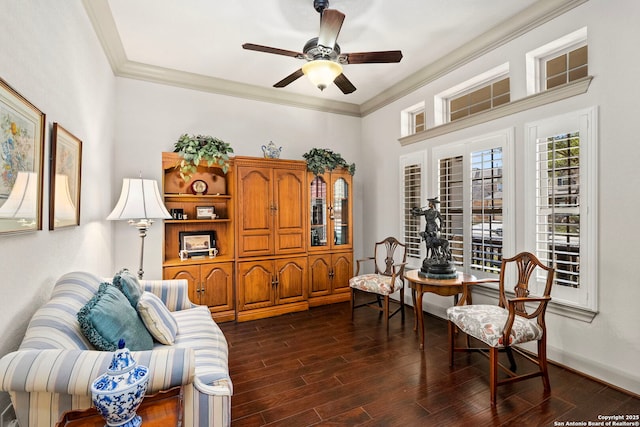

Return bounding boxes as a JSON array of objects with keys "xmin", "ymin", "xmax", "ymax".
[
  {"xmin": 173, "ymin": 134, "xmax": 234, "ymax": 181},
  {"xmin": 302, "ymin": 148, "xmax": 356, "ymax": 176}
]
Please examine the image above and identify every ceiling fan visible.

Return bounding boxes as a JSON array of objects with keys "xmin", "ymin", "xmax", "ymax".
[{"xmin": 242, "ymin": 0, "xmax": 403, "ymax": 94}]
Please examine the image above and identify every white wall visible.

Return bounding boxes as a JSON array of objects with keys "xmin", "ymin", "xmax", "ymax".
[
  {"xmin": 112, "ymin": 79, "xmax": 362, "ymax": 278},
  {"xmin": 0, "ymin": 0, "xmax": 117, "ymax": 411},
  {"xmin": 362, "ymin": 0, "xmax": 640, "ymax": 394}
]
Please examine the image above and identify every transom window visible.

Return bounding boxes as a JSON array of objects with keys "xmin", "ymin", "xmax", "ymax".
[
  {"xmin": 526, "ymin": 27, "xmax": 588, "ymax": 95},
  {"xmin": 544, "ymin": 45, "xmax": 588, "ymax": 90},
  {"xmin": 449, "ymin": 77, "xmax": 510, "ymax": 122},
  {"xmin": 401, "ymin": 102, "xmax": 426, "ymax": 137}
]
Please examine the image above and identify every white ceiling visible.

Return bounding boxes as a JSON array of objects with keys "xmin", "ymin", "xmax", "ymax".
[{"xmin": 84, "ymin": 0, "xmax": 581, "ymax": 115}]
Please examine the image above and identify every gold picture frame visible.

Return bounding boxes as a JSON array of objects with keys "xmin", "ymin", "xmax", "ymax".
[
  {"xmin": 50, "ymin": 123, "xmax": 82, "ymax": 229},
  {"xmin": 0, "ymin": 77, "xmax": 45, "ymax": 234}
]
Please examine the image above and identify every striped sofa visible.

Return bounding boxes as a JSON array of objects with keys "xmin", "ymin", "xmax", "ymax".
[{"xmin": 0, "ymin": 271, "xmax": 232, "ymax": 427}]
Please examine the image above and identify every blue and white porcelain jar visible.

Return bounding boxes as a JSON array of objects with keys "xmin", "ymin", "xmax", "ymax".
[{"xmin": 91, "ymin": 340, "xmax": 149, "ymax": 427}]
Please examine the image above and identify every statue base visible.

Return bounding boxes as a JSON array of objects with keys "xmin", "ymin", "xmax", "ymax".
[{"xmin": 419, "ymin": 259, "xmax": 457, "ymax": 279}]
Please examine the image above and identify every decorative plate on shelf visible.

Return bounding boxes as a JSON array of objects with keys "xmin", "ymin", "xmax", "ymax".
[{"xmin": 191, "ymin": 179, "xmax": 208, "ymax": 195}]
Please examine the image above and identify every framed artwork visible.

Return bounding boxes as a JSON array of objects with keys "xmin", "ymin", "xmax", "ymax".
[
  {"xmin": 0, "ymin": 77, "xmax": 45, "ymax": 234},
  {"xmin": 179, "ymin": 230, "xmax": 216, "ymax": 257},
  {"xmin": 50, "ymin": 123, "xmax": 82, "ymax": 229},
  {"xmin": 196, "ymin": 206, "xmax": 215, "ymax": 219}
]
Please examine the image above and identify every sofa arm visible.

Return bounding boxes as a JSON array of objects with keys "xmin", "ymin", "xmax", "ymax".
[
  {"xmin": 0, "ymin": 347, "xmax": 195, "ymax": 396},
  {"xmin": 138, "ymin": 278, "xmax": 198, "ymax": 311}
]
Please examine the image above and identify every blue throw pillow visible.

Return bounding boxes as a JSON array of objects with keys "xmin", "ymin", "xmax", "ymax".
[
  {"xmin": 113, "ymin": 268, "xmax": 143, "ymax": 308},
  {"xmin": 77, "ymin": 282, "xmax": 154, "ymax": 351}
]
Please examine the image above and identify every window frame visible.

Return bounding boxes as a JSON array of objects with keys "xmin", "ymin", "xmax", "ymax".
[
  {"xmin": 400, "ymin": 101, "xmax": 426, "ymax": 137},
  {"xmin": 431, "ymin": 129, "xmax": 515, "ymax": 281},
  {"xmin": 524, "ymin": 106, "xmax": 598, "ymax": 312},
  {"xmin": 525, "ymin": 27, "xmax": 588, "ymax": 95},
  {"xmin": 399, "ymin": 151, "xmax": 427, "ymax": 269},
  {"xmin": 434, "ymin": 63, "xmax": 510, "ymax": 127}
]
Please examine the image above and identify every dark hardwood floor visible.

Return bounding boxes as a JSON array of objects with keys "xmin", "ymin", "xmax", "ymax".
[{"xmin": 220, "ymin": 300, "xmax": 639, "ymax": 426}]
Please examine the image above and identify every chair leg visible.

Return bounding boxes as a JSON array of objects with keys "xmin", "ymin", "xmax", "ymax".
[
  {"xmin": 383, "ymin": 295, "xmax": 390, "ymax": 333},
  {"xmin": 400, "ymin": 287, "xmax": 405, "ymax": 321},
  {"xmin": 490, "ymin": 346, "xmax": 499, "ymax": 405},
  {"xmin": 448, "ymin": 321, "xmax": 455, "ymax": 367},
  {"xmin": 506, "ymin": 346, "xmax": 517, "ymax": 372},
  {"xmin": 539, "ymin": 338, "xmax": 551, "ymax": 391},
  {"xmin": 350, "ymin": 288, "xmax": 355, "ymax": 320}
]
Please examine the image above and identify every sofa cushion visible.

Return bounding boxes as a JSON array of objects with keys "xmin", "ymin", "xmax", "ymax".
[
  {"xmin": 137, "ymin": 291, "xmax": 179, "ymax": 345},
  {"xmin": 77, "ymin": 282, "xmax": 154, "ymax": 351},
  {"xmin": 112, "ymin": 268, "xmax": 143, "ymax": 308}
]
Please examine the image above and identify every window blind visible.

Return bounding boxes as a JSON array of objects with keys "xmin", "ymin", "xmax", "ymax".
[{"xmin": 536, "ymin": 132, "xmax": 581, "ymax": 288}]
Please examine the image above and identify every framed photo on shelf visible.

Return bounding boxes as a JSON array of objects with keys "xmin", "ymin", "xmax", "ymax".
[
  {"xmin": 196, "ymin": 206, "xmax": 215, "ymax": 219},
  {"xmin": 179, "ymin": 230, "xmax": 216, "ymax": 257},
  {"xmin": 49, "ymin": 123, "xmax": 82, "ymax": 230},
  {"xmin": 0, "ymin": 77, "xmax": 46, "ymax": 234}
]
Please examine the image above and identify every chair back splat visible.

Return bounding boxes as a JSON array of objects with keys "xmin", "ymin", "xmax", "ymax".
[
  {"xmin": 349, "ymin": 237, "xmax": 407, "ymax": 333},
  {"xmin": 447, "ymin": 251, "xmax": 555, "ymax": 405}
]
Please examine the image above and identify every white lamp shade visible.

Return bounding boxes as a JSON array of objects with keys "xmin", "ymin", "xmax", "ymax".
[
  {"xmin": 302, "ymin": 60, "xmax": 343, "ymax": 90},
  {"xmin": 0, "ymin": 171, "xmax": 38, "ymax": 219},
  {"xmin": 107, "ymin": 178, "xmax": 171, "ymax": 221}
]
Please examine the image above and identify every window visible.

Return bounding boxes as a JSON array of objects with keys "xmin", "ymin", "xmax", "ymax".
[
  {"xmin": 401, "ymin": 102, "xmax": 426, "ymax": 137},
  {"xmin": 544, "ymin": 45, "xmax": 588, "ymax": 90},
  {"xmin": 400, "ymin": 153, "xmax": 425, "ymax": 265},
  {"xmin": 449, "ymin": 77, "xmax": 510, "ymax": 122},
  {"xmin": 526, "ymin": 27, "xmax": 588, "ymax": 95},
  {"xmin": 412, "ymin": 110, "xmax": 425, "ymax": 133},
  {"xmin": 525, "ymin": 107, "xmax": 598, "ymax": 311},
  {"xmin": 433, "ymin": 130, "xmax": 514, "ymax": 274},
  {"xmin": 470, "ymin": 148, "xmax": 504, "ymax": 273},
  {"xmin": 434, "ymin": 63, "xmax": 510, "ymax": 126}
]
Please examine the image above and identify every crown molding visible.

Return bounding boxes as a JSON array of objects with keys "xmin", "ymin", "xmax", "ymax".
[
  {"xmin": 360, "ymin": 0, "xmax": 589, "ymax": 116},
  {"xmin": 83, "ymin": 0, "xmax": 589, "ymax": 118}
]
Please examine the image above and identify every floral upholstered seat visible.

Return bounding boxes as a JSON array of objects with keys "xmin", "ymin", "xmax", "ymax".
[
  {"xmin": 348, "ymin": 273, "xmax": 404, "ymax": 296},
  {"xmin": 350, "ymin": 237, "xmax": 407, "ymax": 332},
  {"xmin": 447, "ymin": 304, "xmax": 544, "ymax": 348}
]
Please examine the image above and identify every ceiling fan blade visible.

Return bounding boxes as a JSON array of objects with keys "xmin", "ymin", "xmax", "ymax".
[
  {"xmin": 334, "ymin": 73, "xmax": 356, "ymax": 94},
  {"xmin": 274, "ymin": 69, "xmax": 304, "ymax": 88},
  {"xmin": 340, "ymin": 50, "xmax": 403, "ymax": 64},
  {"xmin": 242, "ymin": 43, "xmax": 303, "ymax": 59},
  {"xmin": 318, "ymin": 9, "xmax": 345, "ymax": 50}
]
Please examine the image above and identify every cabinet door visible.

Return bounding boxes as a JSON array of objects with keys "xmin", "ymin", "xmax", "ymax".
[
  {"xmin": 331, "ymin": 172, "xmax": 352, "ymax": 250},
  {"xmin": 200, "ymin": 262, "xmax": 234, "ymax": 313},
  {"xmin": 275, "ymin": 257, "xmax": 307, "ymax": 304},
  {"xmin": 308, "ymin": 254, "xmax": 331, "ymax": 297},
  {"xmin": 163, "ymin": 265, "xmax": 200, "ymax": 305},
  {"xmin": 274, "ymin": 168, "xmax": 306, "ymax": 254},
  {"xmin": 237, "ymin": 166, "xmax": 273, "ymax": 257},
  {"xmin": 331, "ymin": 252, "xmax": 353, "ymax": 293},
  {"xmin": 237, "ymin": 260, "xmax": 275, "ymax": 311},
  {"xmin": 309, "ymin": 174, "xmax": 329, "ymax": 252}
]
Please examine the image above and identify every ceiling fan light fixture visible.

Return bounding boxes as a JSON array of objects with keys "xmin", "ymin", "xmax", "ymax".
[{"xmin": 302, "ymin": 60, "xmax": 342, "ymax": 91}]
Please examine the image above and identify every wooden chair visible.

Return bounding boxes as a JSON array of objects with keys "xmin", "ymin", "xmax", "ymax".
[
  {"xmin": 349, "ymin": 237, "xmax": 407, "ymax": 332},
  {"xmin": 447, "ymin": 251, "xmax": 554, "ymax": 405}
]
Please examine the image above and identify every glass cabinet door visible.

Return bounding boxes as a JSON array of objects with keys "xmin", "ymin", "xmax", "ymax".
[
  {"xmin": 332, "ymin": 177, "xmax": 349, "ymax": 246},
  {"xmin": 310, "ymin": 176, "xmax": 327, "ymax": 247}
]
